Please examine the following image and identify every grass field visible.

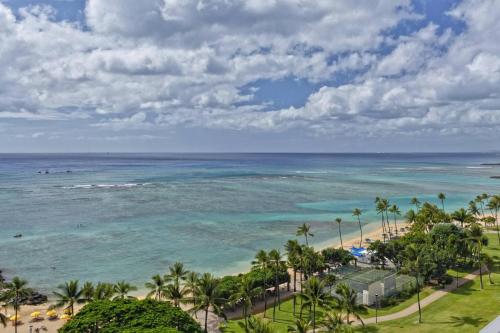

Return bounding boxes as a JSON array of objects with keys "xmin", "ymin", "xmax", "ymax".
[{"xmin": 355, "ymin": 234, "xmax": 500, "ymax": 333}]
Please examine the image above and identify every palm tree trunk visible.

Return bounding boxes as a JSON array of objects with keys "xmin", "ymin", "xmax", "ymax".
[
  {"xmin": 358, "ymin": 217, "xmax": 363, "ymax": 247},
  {"xmin": 338, "ymin": 224, "xmax": 343, "ymax": 249},
  {"xmin": 14, "ymin": 295, "xmax": 18, "ymax": 333},
  {"xmin": 305, "ymin": 234, "xmax": 308, "ymax": 246},
  {"xmin": 263, "ymin": 269, "xmax": 267, "ymax": 317},
  {"xmin": 204, "ymin": 308, "xmax": 209, "ymax": 333},
  {"xmin": 312, "ymin": 303, "xmax": 316, "ymax": 333},
  {"xmin": 273, "ymin": 269, "xmax": 278, "ymax": 321},
  {"xmin": 385, "ymin": 210, "xmax": 392, "ymax": 237},
  {"xmin": 393, "ymin": 214, "xmax": 398, "ymax": 236},
  {"xmin": 416, "ymin": 275, "xmax": 422, "ymax": 323},
  {"xmin": 495, "ymin": 210, "xmax": 500, "ymax": 245},
  {"xmin": 479, "ymin": 262, "xmax": 484, "ymax": 289}
]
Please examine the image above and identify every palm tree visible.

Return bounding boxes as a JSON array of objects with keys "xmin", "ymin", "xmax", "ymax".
[
  {"xmin": 334, "ymin": 218, "xmax": 344, "ymax": 249},
  {"xmin": 164, "ymin": 282, "xmax": 188, "ymax": 307},
  {"xmin": 269, "ymin": 249, "xmax": 285, "ymax": 321},
  {"xmin": 388, "ymin": 204, "xmax": 401, "ymax": 236},
  {"xmin": 410, "ymin": 197, "xmax": 421, "ymax": 210},
  {"xmin": 288, "ymin": 318, "xmax": 312, "ymax": 333},
  {"xmin": 53, "ymin": 280, "xmax": 84, "ymax": 316},
  {"xmin": 475, "ymin": 194, "xmax": 487, "ymax": 217},
  {"xmin": 81, "ymin": 282, "xmax": 94, "ymax": 302},
  {"xmin": 486, "ymin": 194, "xmax": 500, "ymax": 244},
  {"xmin": 483, "ymin": 253, "xmax": 495, "ymax": 285},
  {"xmin": 252, "ymin": 250, "xmax": 270, "ymax": 316},
  {"xmin": 184, "ymin": 272, "xmax": 200, "ymax": 315},
  {"xmin": 451, "ymin": 208, "xmax": 474, "ymax": 229},
  {"xmin": 438, "ymin": 192, "xmax": 446, "ymax": 211},
  {"xmin": 284, "ymin": 240, "xmax": 301, "ymax": 315},
  {"xmin": 240, "ymin": 316, "xmax": 274, "ymax": 333},
  {"xmin": 380, "ymin": 198, "xmax": 392, "ymax": 236},
  {"xmin": 323, "ymin": 311, "xmax": 352, "ymax": 333},
  {"xmin": 296, "ymin": 223, "xmax": 314, "ymax": 246},
  {"xmin": 376, "ymin": 200, "xmax": 387, "ymax": 236},
  {"xmin": 230, "ymin": 276, "xmax": 263, "ymax": 330},
  {"xmin": 405, "ymin": 209, "xmax": 417, "ymax": 225},
  {"xmin": 467, "ymin": 224, "xmax": 487, "ymax": 289},
  {"xmin": 352, "ymin": 208, "xmax": 363, "ymax": 247},
  {"xmin": 190, "ymin": 273, "xmax": 226, "ymax": 333},
  {"xmin": 468, "ymin": 200, "xmax": 480, "ymax": 217},
  {"xmin": 145, "ymin": 274, "xmax": 166, "ymax": 301},
  {"xmin": 299, "ymin": 276, "xmax": 331, "ymax": 332},
  {"xmin": 113, "ymin": 281, "xmax": 137, "ymax": 300},
  {"xmin": 402, "ymin": 244, "xmax": 434, "ymax": 323},
  {"xmin": 332, "ymin": 283, "xmax": 364, "ymax": 325},
  {"xmin": 4, "ymin": 277, "xmax": 30, "ymax": 333},
  {"xmin": 92, "ymin": 282, "xmax": 115, "ymax": 300},
  {"xmin": 166, "ymin": 262, "xmax": 189, "ymax": 285}
]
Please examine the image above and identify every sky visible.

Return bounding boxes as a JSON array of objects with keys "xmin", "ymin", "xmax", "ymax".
[{"xmin": 0, "ymin": 0, "xmax": 499, "ymax": 153}]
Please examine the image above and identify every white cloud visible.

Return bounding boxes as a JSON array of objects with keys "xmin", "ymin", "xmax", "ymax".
[{"xmin": 0, "ymin": 0, "xmax": 499, "ymax": 149}]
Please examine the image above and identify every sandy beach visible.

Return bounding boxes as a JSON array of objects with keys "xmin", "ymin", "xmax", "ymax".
[{"xmin": 0, "ymin": 221, "xmax": 405, "ymax": 333}]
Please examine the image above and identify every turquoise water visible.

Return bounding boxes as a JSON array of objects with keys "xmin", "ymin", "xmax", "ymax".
[{"xmin": 1, "ymin": 153, "xmax": 499, "ymax": 293}]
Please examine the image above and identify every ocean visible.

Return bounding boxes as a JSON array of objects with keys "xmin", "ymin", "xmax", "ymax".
[{"xmin": 1, "ymin": 153, "xmax": 499, "ymax": 293}]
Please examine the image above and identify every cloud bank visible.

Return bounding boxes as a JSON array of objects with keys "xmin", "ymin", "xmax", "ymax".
[{"xmin": 0, "ymin": 0, "xmax": 499, "ymax": 151}]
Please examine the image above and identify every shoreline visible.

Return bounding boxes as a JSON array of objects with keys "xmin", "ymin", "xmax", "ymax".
[{"xmin": 0, "ymin": 219, "xmax": 399, "ymax": 333}]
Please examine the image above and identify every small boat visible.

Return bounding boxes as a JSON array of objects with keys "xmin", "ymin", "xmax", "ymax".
[{"xmin": 13, "ymin": 234, "xmax": 23, "ymax": 238}]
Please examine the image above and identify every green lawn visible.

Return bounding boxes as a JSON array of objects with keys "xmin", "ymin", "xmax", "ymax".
[
  {"xmin": 223, "ymin": 235, "xmax": 500, "ymax": 333},
  {"xmin": 355, "ymin": 234, "xmax": 500, "ymax": 333},
  {"xmin": 360, "ymin": 286, "xmax": 435, "ymax": 318},
  {"xmin": 221, "ymin": 297, "xmax": 325, "ymax": 333}
]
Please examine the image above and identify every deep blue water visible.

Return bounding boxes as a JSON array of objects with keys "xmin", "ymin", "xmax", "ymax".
[{"xmin": 1, "ymin": 153, "xmax": 499, "ymax": 292}]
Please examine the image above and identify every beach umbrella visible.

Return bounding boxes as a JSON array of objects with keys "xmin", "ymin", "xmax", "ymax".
[
  {"xmin": 46, "ymin": 309, "xmax": 58, "ymax": 318},
  {"xmin": 30, "ymin": 311, "xmax": 41, "ymax": 319},
  {"xmin": 9, "ymin": 314, "xmax": 19, "ymax": 321},
  {"xmin": 60, "ymin": 314, "xmax": 72, "ymax": 320}
]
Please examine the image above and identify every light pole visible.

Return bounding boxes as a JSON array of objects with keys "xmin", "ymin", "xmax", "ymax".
[{"xmin": 375, "ymin": 294, "xmax": 379, "ymax": 324}]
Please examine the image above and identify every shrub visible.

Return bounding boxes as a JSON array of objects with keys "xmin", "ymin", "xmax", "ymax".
[{"xmin": 58, "ymin": 299, "xmax": 202, "ymax": 333}]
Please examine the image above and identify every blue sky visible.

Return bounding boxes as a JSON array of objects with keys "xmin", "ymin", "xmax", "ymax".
[{"xmin": 0, "ymin": 0, "xmax": 499, "ymax": 152}]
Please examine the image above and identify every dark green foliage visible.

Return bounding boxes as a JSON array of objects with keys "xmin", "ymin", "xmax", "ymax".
[
  {"xmin": 321, "ymin": 248, "xmax": 354, "ymax": 266},
  {"xmin": 58, "ymin": 299, "xmax": 202, "ymax": 333}
]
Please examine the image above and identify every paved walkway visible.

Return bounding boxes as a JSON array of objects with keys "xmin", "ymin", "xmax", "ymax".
[{"xmin": 359, "ymin": 269, "xmax": 480, "ymax": 325}]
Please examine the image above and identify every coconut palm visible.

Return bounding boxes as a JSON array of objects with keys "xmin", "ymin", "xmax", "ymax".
[
  {"xmin": 376, "ymin": 200, "xmax": 387, "ymax": 236},
  {"xmin": 486, "ymin": 194, "xmax": 500, "ymax": 244},
  {"xmin": 352, "ymin": 208, "xmax": 363, "ymax": 247},
  {"xmin": 230, "ymin": 276, "xmax": 263, "ymax": 330},
  {"xmin": 388, "ymin": 204, "xmax": 401, "ymax": 236},
  {"xmin": 405, "ymin": 209, "xmax": 417, "ymax": 225},
  {"xmin": 53, "ymin": 280, "xmax": 84, "ymax": 316},
  {"xmin": 380, "ymin": 198, "xmax": 392, "ymax": 236},
  {"xmin": 468, "ymin": 200, "xmax": 480, "ymax": 217},
  {"xmin": 190, "ymin": 273, "xmax": 226, "ymax": 333},
  {"xmin": 323, "ymin": 311, "xmax": 352, "ymax": 333},
  {"xmin": 438, "ymin": 192, "xmax": 446, "ymax": 211},
  {"xmin": 113, "ymin": 281, "xmax": 137, "ymax": 300},
  {"xmin": 451, "ymin": 208, "xmax": 475, "ymax": 229},
  {"xmin": 299, "ymin": 276, "xmax": 331, "ymax": 332},
  {"xmin": 3, "ymin": 277, "xmax": 30, "ymax": 333},
  {"xmin": 288, "ymin": 318, "xmax": 312, "ymax": 333},
  {"xmin": 252, "ymin": 250, "xmax": 270, "ymax": 316},
  {"xmin": 269, "ymin": 249, "xmax": 285, "ymax": 321},
  {"xmin": 410, "ymin": 197, "xmax": 421, "ymax": 210},
  {"xmin": 92, "ymin": 282, "xmax": 115, "ymax": 300},
  {"xmin": 145, "ymin": 274, "xmax": 166, "ymax": 301},
  {"xmin": 166, "ymin": 262, "xmax": 189, "ymax": 285},
  {"xmin": 483, "ymin": 253, "xmax": 495, "ymax": 284},
  {"xmin": 296, "ymin": 223, "xmax": 314, "ymax": 246},
  {"xmin": 164, "ymin": 281, "xmax": 189, "ymax": 307},
  {"xmin": 467, "ymin": 224, "xmax": 488, "ymax": 289},
  {"xmin": 240, "ymin": 316, "xmax": 274, "ymax": 333},
  {"xmin": 402, "ymin": 244, "xmax": 435, "ymax": 323},
  {"xmin": 332, "ymin": 283, "xmax": 364, "ymax": 325},
  {"xmin": 475, "ymin": 194, "xmax": 487, "ymax": 217},
  {"xmin": 335, "ymin": 218, "xmax": 344, "ymax": 249},
  {"xmin": 184, "ymin": 272, "xmax": 200, "ymax": 315},
  {"xmin": 284, "ymin": 240, "xmax": 301, "ymax": 315},
  {"xmin": 81, "ymin": 282, "xmax": 94, "ymax": 302}
]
